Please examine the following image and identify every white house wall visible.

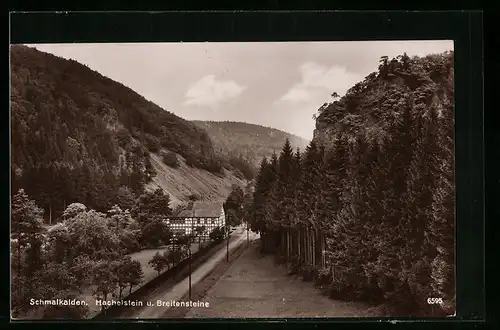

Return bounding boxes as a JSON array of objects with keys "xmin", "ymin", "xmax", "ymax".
[{"xmin": 165, "ymin": 212, "xmax": 225, "ymax": 238}]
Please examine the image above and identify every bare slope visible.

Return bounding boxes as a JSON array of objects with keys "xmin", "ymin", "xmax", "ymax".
[{"xmin": 146, "ymin": 151, "xmax": 247, "ymax": 207}]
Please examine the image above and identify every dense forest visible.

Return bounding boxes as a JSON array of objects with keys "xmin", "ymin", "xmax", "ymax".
[
  {"xmin": 10, "ymin": 45, "xmax": 226, "ymax": 222},
  {"xmin": 192, "ymin": 121, "xmax": 310, "ymax": 167},
  {"xmin": 248, "ymin": 51, "xmax": 455, "ymax": 316}
]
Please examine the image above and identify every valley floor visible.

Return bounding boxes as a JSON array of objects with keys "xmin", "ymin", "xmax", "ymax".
[{"xmin": 185, "ymin": 239, "xmax": 375, "ymax": 318}]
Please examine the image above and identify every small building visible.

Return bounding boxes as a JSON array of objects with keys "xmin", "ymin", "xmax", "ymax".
[{"xmin": 166, "ymin": 201, "xmax": 225, "ymax": 238}]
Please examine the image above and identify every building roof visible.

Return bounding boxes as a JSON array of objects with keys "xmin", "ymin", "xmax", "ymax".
[
  {"xmin": 176, "ymin": 201, "xmax": 224, "ymax": 218},
  {"xmin": 177, "ymin": 209, "xmax": 193, "ymax": 217}
]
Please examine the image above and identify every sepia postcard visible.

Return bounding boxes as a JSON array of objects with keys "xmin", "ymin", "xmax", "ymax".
[{"xmin": 10, "ymin": 40, "xmax": 455, "ymax": 320}]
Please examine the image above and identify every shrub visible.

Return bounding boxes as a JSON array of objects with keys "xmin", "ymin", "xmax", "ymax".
[
  {"xmin": 233, "ymin": 169, "xmax": 245, "ymax": 180},
  {"xmin": 329, "ymin": 280, "xmax": 354, "ymax": 301},
  {"xmin": 300, "ymin": 264, "xmax": 315, "ymax": 282},
  {"xmin": 119, "ymin": 233, "xmax": 141, "ymax": 254},
  {"xmin": 209, "ymin": 226, "xmax": 225, "ymax": 242},
  {"xmin": 187, "ymin": 193, "xmax": 200, "ymax": 201},
  {"xmin": 228, "ymin": 156, "xmax": 255, "ymax": 180},
  {"xmin": 115, "ymin": 127, "xmax": 131, "ymax": 147},
  {"xmin": 287, "ymin": 256, "xmax": 301, "ymax": 275},
  {"xmin": 62, "ymin": 203, "xmax": 87, "ymax": 220},
  {"xmin": 314, "ymin": 267, "xmax": 333, "ymax": 287},
  {"xmin": 115, "ymin": 186, "xmax": 135, "ymax": 211},
  {"xmin": 161, "ymin": 151, "xmax": 180, "ymax": 168},
  {"xmin": 201, "ymin": 157, "xmax": 224, "ymax": 174},
  {"xmin": 185, "ymin": 154, "xmax": 199, "ymax": 167},
  {"xmin": 145, "ymin": 134, "xmax": 161, "ymax": 153},
  {"xmin": 148, "ymin": 252, "xmax": 168, "ymax": 275}
]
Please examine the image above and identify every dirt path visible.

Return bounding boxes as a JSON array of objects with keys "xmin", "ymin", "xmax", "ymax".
[
  {"xmin": 185, "ymin": 240, "xmax": 374, "ymax": 318},
  {"xmin": 131, "ymin": 227, "xmax": 259, "ymax": 318}
]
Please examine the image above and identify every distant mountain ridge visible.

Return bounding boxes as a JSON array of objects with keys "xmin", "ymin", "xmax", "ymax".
[{"xmin": 192, "ymin": 120, "xmax": 310, "ymax": 166}]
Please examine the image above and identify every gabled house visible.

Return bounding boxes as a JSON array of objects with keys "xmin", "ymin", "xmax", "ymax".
[{"xmin": 165, "ymin": 201, "xmax": 225, "ymax": 238}]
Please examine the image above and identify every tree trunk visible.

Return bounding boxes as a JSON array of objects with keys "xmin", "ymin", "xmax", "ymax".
[
  {"xmin": 270, "ymin": 231, "xmax": 274, "ymax": 253},
  {"xmin": 307, "ymin": 227, "xmax": 311, "ymax": 267},
  {"xmin": 308, "ymin": 226, "xmax": 313, "ymax": 266},
  {"xmin": 311, "ymin": 227, "xmax": 315, "ymax": 266},
  {"xmin": 295, "ymin": 227, "xmax": 299, "ymax": 261},
  {"xmin": 266, "ymin": 232, "xmax": 269, "ymax": 253},
  {"xmin": 102, "ymin": 293, "xmax": 108, "ymax": 312},
  {"xmin": 262, "ymin": 232, "xmax": 264, "ymax": 253},
  {"xmin": 49, "ymin": 204, "xmax": 52, "ymax": 225},
  {"xmin": 321, "ymin": 233, "xmax": 326, "ymax": 267},
  {"xmin": 299, "ymin": 226, "xmax": 305, "ymax": 265},
  {"xmin": 286, "ymin": 228, "xmax": 292, "ymax": 261},
  {"xmin": 284, "ymin": 230, "xmax": 287, "ymax": 258},
  {"xmin": 306, "ymin": 226, "xmax": 309, "ymax": 265},
  {"xmin": 282, "ymin": 231, "xmax": 285, "ymax": 256},
  {"xmin": 272, "ymin": 231, "xmax": 275, "ymax": 253},
  {"xmin": 310, "ymin": 226, "xmax": 313, "ymax": 266},
  {"xmin": 303, "ymin": 226, "xmax": 307, "ymax": 265},
  {"xmin": 297, "ymin": 228, "xmax": 299, "ymax": 259},
  {"xmin": 16, "ymin": 240, "xmax": 21, "ymax": 301},
  {"xmin": 293, "ymin": 227, "xmax": 298, "ymax": 262},
  {"xmin": 276, "ymin": 231, "xmax": 279, "ymax": 254},
  {"xmin": 308, "ymin": 227, "xmax": 314, "ymax": 266},
  {"xmin": 311, "ymin": 227, "xmax": 314, "ymax": 266},
  {"xmin": 297, "ymin": 229, "xmax": 300, "ymax": 263},
  {"xmin": 260, "ymin": 232, "xmax": 265, "ymax": 253},
  {"xmin": 314, "ymin": 229, "xmax": 322, "ymax": 267}
]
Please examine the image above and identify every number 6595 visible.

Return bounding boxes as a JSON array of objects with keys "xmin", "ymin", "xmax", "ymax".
[{"xmin": 427, "ymin": 298, "xmax": 443, "ymax": 304}]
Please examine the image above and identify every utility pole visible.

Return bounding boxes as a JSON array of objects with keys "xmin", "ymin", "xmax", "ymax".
[
  {"xmin": 247, "ymin": 220, "xmax": 249, "ymax": 245},
  {"xmin": 189, "ymin": 216, "xmax": 193, "ymax": 299},
  {"xmin": 226, "ymin": 214, "xmax": 230, "ymax": 262},
  {"xmin": 188, "ymin": 246, "xmax": 192, "ymax": 299}
]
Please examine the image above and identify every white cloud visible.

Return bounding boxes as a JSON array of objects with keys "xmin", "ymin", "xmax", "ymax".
[
  {"xmin": 184, "ymin": 75, "xmax": 246, "ymax": 108},
  {"xmin": 279, "ymin": 62, "xmax": 363, "ymax": 104},
  {"xmin": 280, "ymin": 88, "xmax": 313, "ymax": 103}
]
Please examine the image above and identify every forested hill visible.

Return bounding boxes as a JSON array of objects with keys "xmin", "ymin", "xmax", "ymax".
[
  {"xmin": 192, "ymin": 120, "xmax": 310, "ymax": 166},
  {"xmin": 10, "ymin": 45, "xmax": 223, "ymax": 221},
  {"xmin": 313, "ymin": 51, "xmax": 454, "ymax": 146},
  {"xmin": 250, "ymin": 51, "xmax": 455, "ymax": 316}
]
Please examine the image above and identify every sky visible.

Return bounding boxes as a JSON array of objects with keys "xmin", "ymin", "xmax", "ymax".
[{"xmin": 27, "ymin": 41, "xmax": 453, "ymax": 140}]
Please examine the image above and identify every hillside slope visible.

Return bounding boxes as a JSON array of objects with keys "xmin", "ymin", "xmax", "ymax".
[
  {"xmin": 10, "ymin": 45, "xmax": 234, "ymax": 220},
  {"xmin": 146, "ymin": 151, "xmax": 246, "ymax": 207},
  {"xmin": 192, "ymin": 120, "xmax": 310, "ymax": 166}
]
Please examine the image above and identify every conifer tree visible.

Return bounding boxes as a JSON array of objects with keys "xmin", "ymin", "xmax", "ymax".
[
  {"xmin": 11, "ymin": 189, "xmax": 45, "ymax": 307},
  {"xmin": 250, "ymin": 157, "xmax": 269, "ymax": 233},
  {"xmin": 273, "ymin": 139, "xmax": 295, "ymax": 255}
]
